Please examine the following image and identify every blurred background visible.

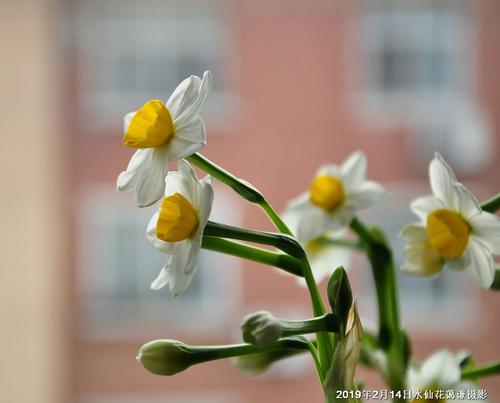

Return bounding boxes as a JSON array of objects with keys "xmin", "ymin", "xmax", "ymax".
[{"xmin": 1, "ymin": 0, "xmax": 499, "ymax": 402}]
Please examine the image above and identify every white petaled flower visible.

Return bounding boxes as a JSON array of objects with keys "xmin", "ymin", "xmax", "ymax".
[
  {"xmin": 146, "ymin": 160, "xmax": 213, "ymax": 297},
  {"xmin": 117, "ymin": 71, "xmax": 212, "ymax": 207},
  {"xmin": 283, "ymin": 151, "xmax": 386, "ymax": 242},
  {"xmin": 407, "ymin": 349, "xmax": 483, "ymax": 403},
  {"xmin": 401, "ymin": 153, "xmax": 500, "ymax": 288}
]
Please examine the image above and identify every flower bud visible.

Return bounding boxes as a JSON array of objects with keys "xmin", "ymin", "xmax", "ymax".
[
  {"xmin": 241, "ymin": 311, "xmax": 283, "ymax": 347},
  {"xmin": 137, "ymin": 339, "xmax": 192, "ymax": 376}
]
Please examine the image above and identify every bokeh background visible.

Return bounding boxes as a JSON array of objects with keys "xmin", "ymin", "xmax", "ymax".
[{"xmin": 1, "ymin": 0, "xmax": 499, "ymax": 402}]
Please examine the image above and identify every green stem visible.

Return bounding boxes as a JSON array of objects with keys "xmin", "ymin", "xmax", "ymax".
[
  {"xmin": 462, "ymin": 361, "xmax": 500, "ymax": 379},
  {"xmin": 280, "ymin": 313, "xmax": 341, "ymax": 336},
  {"xmin": 187, "ymin": 153, "xmax": 265, "ymax": 204},
  {"xmin": 188, "ymin": 153, "xmax": 293, "ymax": 235},
  {"xmin": 204, "ymin": 221, "xmax": 304, "ymax": 259},
  {"xmin": 192, "ymin": 337, "xmax": 310, "ymax": 364},
  {"xmin": 301, "ymin": 258, "xmax": 332, "ymax": 377},
  {"xmin": 258, "ymin": 200, "xmax": 294, "ymax": 236},
  {"xmin": 201, "ymin": 236, "xmax": 303, "ymax": 276},
  {"xmin": 481, "ymin": 192, "xmax": 500, "ymax": 213},
  {"xmin": 316, "ymin": 237, "xmax": 362, "ymax": 250},
  {"xmin": 350, "ymin": 218, "xmax": 406, "ymax": 401}
]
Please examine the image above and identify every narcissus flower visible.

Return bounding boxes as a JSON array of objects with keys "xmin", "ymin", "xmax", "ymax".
[
  {"xmin": 146, "ymin": 160, "xmax": 213, "ymax": 296},
  {"xmin": 407, "ymin": 349, "xmax": 481, "ymax": 403},
  {"xmin": 117, "ymin": 71, "xmax": 212, "ymax": 207},
  {"xmin": 401, "ymin": 153, "xmax": 500, "ymax": 288},
  {"xmin": 283, "ymin": 151, "xmax": 386, "ymax": 241}
]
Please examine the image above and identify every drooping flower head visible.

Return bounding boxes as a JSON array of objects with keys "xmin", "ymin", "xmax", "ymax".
[
  {"xmin": 117, "ymin": 71, "xmax": 212, "ymax": 207},
  {"xmin": 401, "ymin": 153, "xmax": 499, "ymax": 288},
  {"xmin": 283, "ymin": 151, "xmax": 386, "ymax": 242},
  {"xmin": 407, "ymin": 349, "xmax": 482, "ymax": 403},
  {"xmin": 146, "ymin": 160, "xmax": 213, "ymax": 297}
]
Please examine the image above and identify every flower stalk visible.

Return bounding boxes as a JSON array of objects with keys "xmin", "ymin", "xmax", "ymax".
[
  {"xmin": 203, "ymin": 221, "xmax": 305, "ymax": 259},
  {"xmin": 138, "ymin": 337, "xmax": 310, "ymax": 376},
  {"xmin": 481, "ymin": 192, "xmax": 500, "ymax": 213},
  {"xmin": 350, "ymin": 218, "xmax": 406, "ymax": 401},
  {"xmin": 461, "ymin": 361, "xmax": 500, "ymax": 379},
  {"xmin": 201, "ymin": 236, "xmax": 303, "ymax": 276}
]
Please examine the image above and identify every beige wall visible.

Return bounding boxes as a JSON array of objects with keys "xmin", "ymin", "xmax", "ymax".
[{"xmin": 0, "ymin": 1, "xmax": 64, "ymax": 402}]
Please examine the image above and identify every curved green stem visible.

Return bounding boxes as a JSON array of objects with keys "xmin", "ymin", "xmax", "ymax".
[
  {"xmin": 350, "ymin": 217, "xmax": 406, "ymax": 401},
  {"xmin": 188, "ymin": 153, "xmax": 293, "ymax": 235},
  {"xmin": 204, "ymin": 221, "xmax": 304, "ymax": 259},
  {"xmin": 187, "ymin": 153, "xmax": 265, "ymax": 204},
  {"xmin": 258, "ymin": 200, "xmax": 294, "ymax": 236},
  {"xmin": 201, "ymin": 236, "xmax": 303, "ymax": 276},
  {"xmin": 481, "ymin": 192, "xmax": 500, "ymax": 213},
  {"xmin": 462, "ymin": 361, "xmax": 500, "ymax": 380}
]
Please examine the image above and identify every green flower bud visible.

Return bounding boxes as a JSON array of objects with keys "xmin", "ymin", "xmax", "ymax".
[
  {"xmin": 241, "ymin": 311, "xmax": 283, "ymax": 347},
  {"xmin": 327, "ymin": 266, "xmax": 353, "ymax": 327},
  {"xmin": 137, "ymin": 339, "xmax": 192, "ymax": 376}
]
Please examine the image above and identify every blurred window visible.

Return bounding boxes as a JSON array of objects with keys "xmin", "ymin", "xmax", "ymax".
[
  {"xmin": 77, "ymin": 186, "xmax": 240, "ymax": 340},
  {"xmin": 360, "ymin": 3, "xmax": 470, "ymax": 102},
  {"xmin": 70, "ymin": 0, "xmax": 229, "ymax": 128},
  {"xmin": 357, "ymin": 2, "xmax": 492, "ymax": 173}
]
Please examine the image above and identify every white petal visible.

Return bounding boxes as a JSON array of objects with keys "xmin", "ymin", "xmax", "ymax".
[
  {"xmin": 292, "ymin": 203, "xmax": 332, "ymax": 242},
  {"xmin": 171, "ymin": 71, "xmax": 211, "ymax": 127},
  {"xmin": 340, "ymin": 151, "xmax": 366, "ymax": 192},
  {"xmin": 318, "ymin": 164, "xmax": 341, "ymax": 178},
  {"xmin": 400, "ymin": 223, "xmax": 427, "ymax": 241},
  {"xmin": 165, "ymin": 116, "xmax": 206, "ymax": 160},
  {"xmin": 195, "ymin": 176, "xmax": 214, "ymax": 228},
  {"xmin": 453, "ymin": 183, "xmax": 481, "ymax": 219},
  {"xmin": 466, "ymin": 238, "xmax": 495, "ymax": 288},
  {"xmin": 134, "ymin": 146, "xmax": 168, "ymax": 207},
  {"xmin": 328, "ymin": 204, "xmax": 355, "ymax": 228},
  {"xmin": 146, "ymin": 212, "xmax": 175, "ymax": 254},
  {"xmin": 420, "ymin": 349, "xmax": 461, "ymax": 388},
  {"xmin": 167, "ymin": 242, "xmax": 197, "ymax": 297},
  {"xmin": 123, "ymin": 111, "xmax": 135, "ymax": 133},
  {"xmin": 307, "ymin": 242, "xmax": 352, "ymax": 284},
  {"xmin": 469, "ymin": 212, "xmax": 500, "ymax": 254},
  {"xmin": 406, "ymin": 366, "xmax": 424, "ymax": 390},
  {"xmin": 347, "ymin": 181, "xmax": 386, "ymax": 211},
  {"xmin": 429, "ymin": 152, "xmax": 457, "ymax": 207},
  {"xmin": 151, "ymin": 242, "xmax": 196, "ymax": 296},
  {"xmin": 410, "ymin": 196, "xmax": 445, "ymax": 222},
  {"xmin": 166, "ymin": 75, "xmax": 202, "ymax": 118},
  {"xmin": 285, "ymin": 192, "xmax": 310, "ymax": 210},
  {"xmin": 116, "ymin": 149, "xmax": 150, "ymax": 192},
  {"xmin": 150, "ymin": 263, "xmax": 170, "ymax": 291},
  {"xmin": 401, "ymin": 237, "xmax": 444, "ymax": 277}
]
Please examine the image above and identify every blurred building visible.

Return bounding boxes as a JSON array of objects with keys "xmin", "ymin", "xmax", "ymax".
[{"xmin": 2, "ymin": 0, "xmax": 499, "ymax": 402}]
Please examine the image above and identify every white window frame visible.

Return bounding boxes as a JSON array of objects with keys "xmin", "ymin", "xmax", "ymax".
[{"xmin": 353, "ymin": 0, "xmax": 474, "ymax": 113}]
